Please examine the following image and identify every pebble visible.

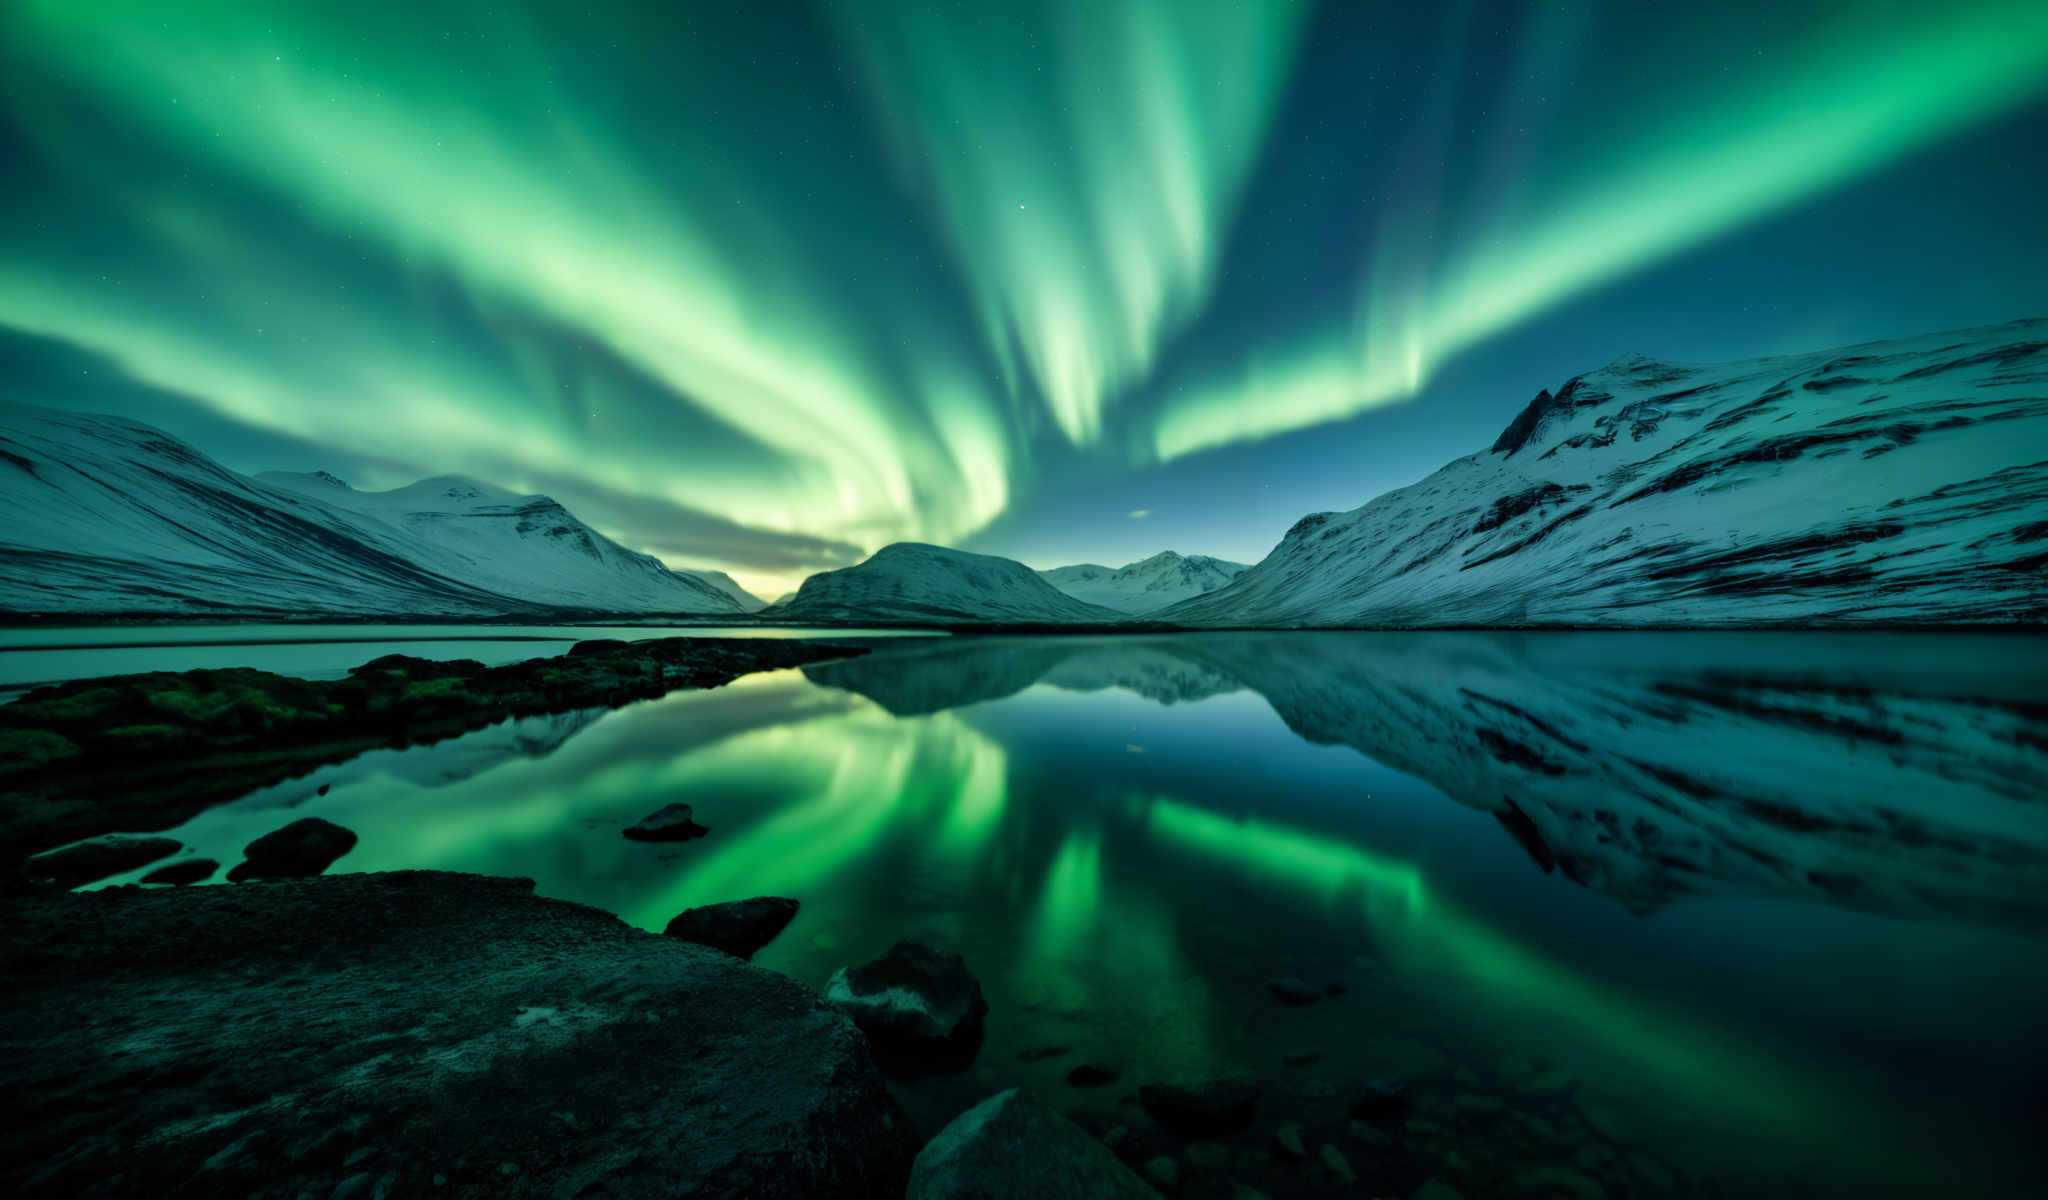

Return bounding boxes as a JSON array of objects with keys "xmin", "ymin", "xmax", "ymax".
[
  {"xmin": 1271, "ymin": 1123, "xmax": 1307, "ymax": 1159},
  {"xmin": 1413, "ymin": 1182, "xmax": 1466, "ymax": 1200},
  {"xmin": 1318, "ymin": 1144, "xmax": 1356, "ymax": 1183},
  {"xmin": 1142, "ymin": 1155, "xmax": 1182, "ymax": 1195},
  {"xmin": 1265, "ymin": 977, "xmax": 1322, "ymax": 1005}
]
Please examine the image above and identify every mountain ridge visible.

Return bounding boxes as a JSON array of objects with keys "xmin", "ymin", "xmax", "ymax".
[
  {"xmin": 0, "ymin": 405, "xmax": 747, "ymax": 618},
  {"xmin": 1039, "ymin": 550, "xmax": 1248, "ymax": 614},
  {"xmin": 1162, "ymin": 318, "xmax": 2048, "ymax": 627}
]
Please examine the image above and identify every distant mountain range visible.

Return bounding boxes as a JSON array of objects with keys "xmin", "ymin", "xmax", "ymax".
[
  {"xmin": 1165, "ymin": 319, "xmax": 2048, "ymax": 626},
  {"xmin": 770, "ymin": 542, "xmax": 1122, "ymax": 624},
  {"xmin": 0, "ymin": 406, "xmax": 759, "ymax": 617},
  {"xmin": 1038, "ymin": 551, "xmax": 1247, "ymax": 614},
  {"xmin": 6, "ymin": 319, "xmax": 2043, "ymax": 625}
]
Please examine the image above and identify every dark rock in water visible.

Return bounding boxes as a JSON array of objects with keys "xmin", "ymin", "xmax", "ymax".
[
  {"xmin": 663, "ymin": 896, "xmax": 799, "ymax": 959},
  {"xmin": 826, "ymin": 940, "xmax": 988, "ymax": 1077},
  {"xmin": 1018, "ymin": 1044, "xmax": 1072, "ymax": 1062},
  {"xmin": 227, "ymin": 817, "xmax": 357, "ymax": 881},
  {"xmin": 1067, "ymin": 1063, "xmax": 1119, "ymax": 1088},
  {"xmin": 907, "ymin": 1088, "xmax": 1153, "ymax": 1200},
  {"xmin": 1349, "ymin": 1079, "xmax": 1412, "ymax": 1123},
  {"xmin": 1324, "ymin": 980, "xmax": 1348, "ymax": 996},
  {"xmin": 142, "ymin": 858, "xmax": 219, "ymax": 885},
  {"xmin": 1140, "ymin": 1155, "xmax": 1182, "ymax": 1195},
  {"xmin": 26, "ymin": 835, "xmax": 182, "ymax": 888},
  {"xmin": 1266, "ymin": 977, "xmax": 1322, "ymax": 1005},
  {"xmin": 0, "ymin": 870, "xmax": 919, "ymax": 1198},
  {"xmin": 1137, "ymin": 1080, "xmax": 1259, "ymax": 1138},
  {"xmin": 316, "ymin": 783, "xmax": 330, "ymax": 796},
  {"xmin": 623, "ymin": 802, "xmax": 708, "ymax": 842}
]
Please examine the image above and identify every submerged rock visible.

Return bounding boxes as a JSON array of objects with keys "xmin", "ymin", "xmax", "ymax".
[
  {"xmin": 907, "ymin": 1088, "xmax": 1153, "ymax": 1200},
  {"xmin": 0, "ymin": 870, "xmax": 918, "ymax": 1197},
  {"xmin": 1349, "ymin": 1079, "xmax": 1412, "ymax": 1123},
  {"xmin": 1137, "ymin": 1080, "xmax": 1259, "ymax": 1138},
  {"xmin": 1265, "ymin": 977, "xmax": 1322, "ymax": 1005},
  {"xmin": 1141, "ymin": 1155, "xmax": 1182, "ymax": 1194},
  {"xmin": 26, "ymin": 835, "xmax": 182, "ymax": 888},
  {"xmin": 1066, "ymin": 1063, "xmax": 1118, "ymax": 1088},
  {"xmin": 141, "ymin": 857, "xmax": 219, "ymax": 885},
  {"xmin": 623, "ymin": 803, "xmax": 708, "ymax": 842},
  {"xmin": 826, "ymin": 940, "xmax": 988, "ymax": 1076},
  {"xmin": 227, "ymin": 817, "xmax": 357, "ymax": 881},
  {"xmin": 663, "ymin": 896, "xmax": 799, "ymax": 959},
  {"xmin": 1271, "ymin": 1123, "xmax": 1307, "ymax": 1159}
]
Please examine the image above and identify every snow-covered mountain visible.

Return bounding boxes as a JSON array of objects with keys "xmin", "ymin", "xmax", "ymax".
[
  {"xmin": 0, "ymin": 405, "xmax": 746, "ymax": 617},
  {"xmin": 773, "ymin": 542, "xmax": 1124, "ymax": 625},
  {"xmin": 1164, "ymin": 320, "xmax": 2048, "ymax": 627},
  {"xmin": 1039, "ymin": 551, "xmax": 1248, "ymax": 614}
]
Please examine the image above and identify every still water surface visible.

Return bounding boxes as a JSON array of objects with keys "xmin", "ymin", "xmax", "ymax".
[{"xmin": 64, "ymin": 631, "xmax": 2048, "ymax": 1198}]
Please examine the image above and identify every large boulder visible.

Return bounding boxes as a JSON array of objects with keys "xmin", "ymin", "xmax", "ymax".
[
  {"xmin": 908, "ymin": 1089, "xmax": 1154, "ymax": 1200},
  {"xmin": 25, "ymin": 835, "xmax": 181, "ymax": 888},
  {"xmin": 827, "ymin": 940, "xmax": 988, "ymax": 1076},
  {"xmin": 226, "ymin": 817, "xmax": 357, "ymax": 881},
  {"xmin": 664, "ymin": 896, "xmax": 800, "ymax": 959},
  {"xmin": 0, "ymin": 871, "xmax": 919, "ymax": 1198},
  {"xmin": 622, "ymin": 803, "xmax": 708, "ymax": 842}
]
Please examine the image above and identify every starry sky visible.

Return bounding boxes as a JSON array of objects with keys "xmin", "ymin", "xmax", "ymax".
[{"xmin": 3, "ymin": 1, "xmax": 2046, "ymax": 600}]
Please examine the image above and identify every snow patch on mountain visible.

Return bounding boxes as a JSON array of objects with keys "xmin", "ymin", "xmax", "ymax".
[
  {"xmin": 1039, "ymin": 550, "xmax": 1248, "ymax": 614},
  {"xmin": 776, "ymin": 543, "xmax": 1124, "ymax": 625},
  {"xmin": 1163, "ymin": 319, "xmax": 2048, "ymax": 627}
]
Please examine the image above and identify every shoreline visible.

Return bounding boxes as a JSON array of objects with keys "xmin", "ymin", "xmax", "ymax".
[{"xmin": 2, "ymin": 636, "xmax": 868, "ymax": 857}]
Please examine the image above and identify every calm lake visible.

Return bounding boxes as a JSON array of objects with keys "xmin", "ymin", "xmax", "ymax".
[{"xmin": 39, "ymin": 629, "xmax": 2048, "ymax": 1198}]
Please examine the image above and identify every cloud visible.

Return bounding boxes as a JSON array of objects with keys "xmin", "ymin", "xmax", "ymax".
[{"xmin": 1129, "ymin": 509, "xmax": 1152, "ymax": 520}]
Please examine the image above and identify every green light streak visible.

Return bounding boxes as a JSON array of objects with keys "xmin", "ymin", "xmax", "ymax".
[
  {"xmin": 1144, "ymin": 798, "xmax": 1858, "ymax": 1161},
  {"xmin": 830, "ymin": 0, "xmax": 1308, "ymax": 445},
  {"xmin": 1154, "ymin": 0, "xmax": 2048, "ymax": 460}
]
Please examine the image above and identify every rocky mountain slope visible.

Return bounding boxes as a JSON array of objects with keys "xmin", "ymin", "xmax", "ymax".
[
  {"xmin": 1163, "ymin": 320, "xmax": 2048, "ymax": 627},
  {"xmin": 0, "ymin": 405, "xmax": 747, "ymax": 617},
  {"xmin": 1040, "ymin": 550, "xmax": 1248, "ymax": 614},
  {"xmin": 773, "ymin": 543, "xmax": 1123, "ymax": 625}
]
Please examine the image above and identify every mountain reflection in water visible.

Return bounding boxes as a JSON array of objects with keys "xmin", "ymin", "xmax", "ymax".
[{"xmin": 107, "ymin": 631, "xmax": 2048, "ymax": 1199}]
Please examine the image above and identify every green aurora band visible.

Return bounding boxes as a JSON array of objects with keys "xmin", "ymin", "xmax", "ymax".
[{"xmin": 3, "ymin": 0, "xmax": 2045, "ymax": 591}]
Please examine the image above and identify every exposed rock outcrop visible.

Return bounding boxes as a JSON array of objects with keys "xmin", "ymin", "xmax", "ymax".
[{"xmin": 0, "ymin": 871, "xmax": 920, "ymax": 1198}]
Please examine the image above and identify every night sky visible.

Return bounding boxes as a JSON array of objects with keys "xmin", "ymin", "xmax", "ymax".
[{"xmin": 4, "ymin": 1, "xmax": 2045, "ymax": 599}]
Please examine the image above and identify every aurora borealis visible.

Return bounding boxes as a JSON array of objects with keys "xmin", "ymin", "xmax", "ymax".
[{"xmin": 4, "ymin": 1, "xmax": 2046, "ymax": 598}]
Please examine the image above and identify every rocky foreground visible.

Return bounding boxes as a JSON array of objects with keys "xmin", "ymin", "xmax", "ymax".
[
  {"xmin": 0, "ymin": 636, "xmax": 866, "ymax": 858},
  {"xmin": 0, "ymin": 871, "xmax": 923, "ymax": 1198}
]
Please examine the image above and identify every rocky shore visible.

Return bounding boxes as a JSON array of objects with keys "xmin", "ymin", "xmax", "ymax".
[
  {"xmin": 0, "ymin": 871, "xmax": 922, "ymax": 1198},
  {"xmin": 0, "ymin": 636, "xmax": 867, "ymax": 858}
]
